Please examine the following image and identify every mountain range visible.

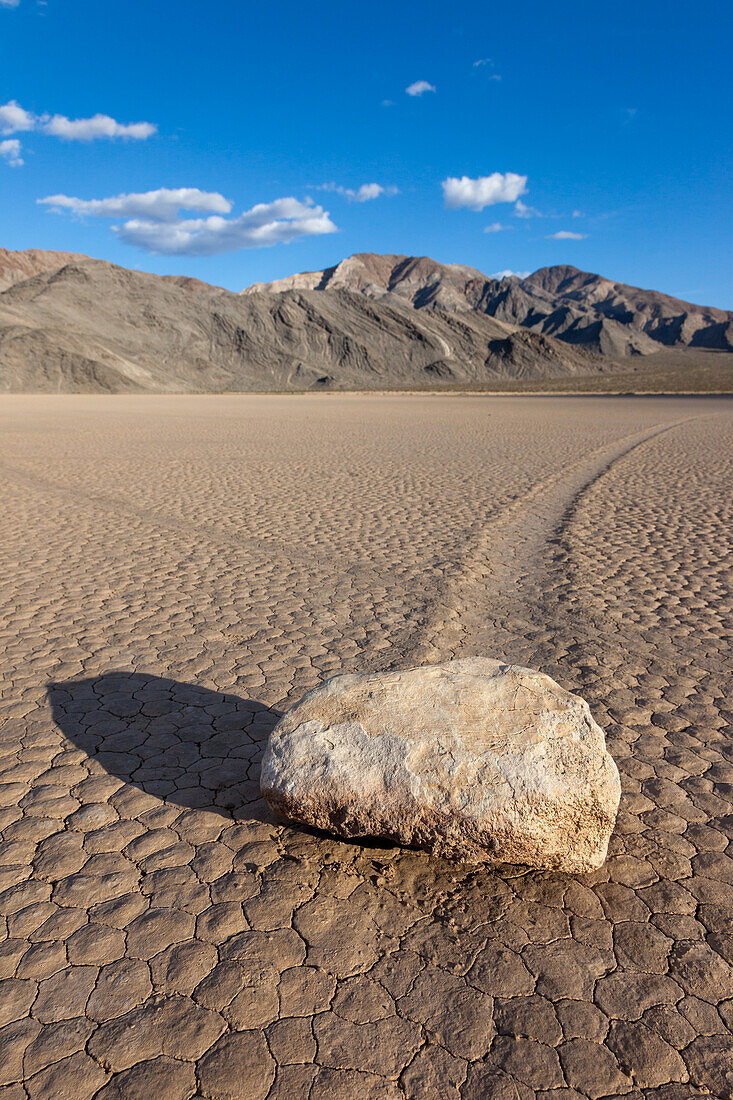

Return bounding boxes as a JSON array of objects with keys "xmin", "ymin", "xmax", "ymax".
[
  {"xmin": 245, "ymin": 253, "xmax": 733, "ymax": 358},
  {"xmin": 0, "ymin": 252, "xmax": 599, "ymax": 392},
  {"xmin": 0, "ymin": 247, "xmax": 730, "ymax": 392}
]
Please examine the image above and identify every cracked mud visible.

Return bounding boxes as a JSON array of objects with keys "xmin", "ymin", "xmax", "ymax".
[{"xmin": 0, "ymin": 394, "xmax": 731, "ymax": 1099}]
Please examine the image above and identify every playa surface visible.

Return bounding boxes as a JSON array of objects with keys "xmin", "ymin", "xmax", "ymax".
[{"xmin": 1, "ymin": 393, "xmax": 731, "ymax": 1099}]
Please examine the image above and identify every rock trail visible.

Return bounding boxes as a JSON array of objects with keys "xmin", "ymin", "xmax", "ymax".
[{"xmin": 400, "ymin": 416, "xmax": 700, "ymax": 666}]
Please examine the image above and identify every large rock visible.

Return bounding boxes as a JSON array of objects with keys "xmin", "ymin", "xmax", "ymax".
[{"xmin": 260, "ymin": 659, "xmax": 620, "ymax": 871}]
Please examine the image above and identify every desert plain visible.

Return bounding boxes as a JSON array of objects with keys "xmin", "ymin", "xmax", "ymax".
[{"xmin": 0, "ymin": 392, "xmax": 732, "ymax": 1099}]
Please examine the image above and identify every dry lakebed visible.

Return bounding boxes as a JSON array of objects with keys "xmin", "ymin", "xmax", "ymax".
[{"xmin": 0, "ymin": 393, "xmax": 731, "ymax": 1099}]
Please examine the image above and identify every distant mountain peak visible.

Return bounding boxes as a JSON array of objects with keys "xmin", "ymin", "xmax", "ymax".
[{"xmin": 244, "ymin": 252, "xmax": 733, "ymax": 357}]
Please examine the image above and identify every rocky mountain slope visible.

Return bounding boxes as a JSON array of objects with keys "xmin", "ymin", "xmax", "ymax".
[
  {"xmin": 0, "ymin": 255, "xmax": 601, "ymax": 393},
  {"xmin": 245, "ymin": 253, "xmax": 733, "ymax": 358},
  {"xmin": 160, "ymin": 274, "xmax": 226, "ymax": 294},
  {"xmin": 0, "ymin": 246, "xmax": 91, "ymax": 292}
]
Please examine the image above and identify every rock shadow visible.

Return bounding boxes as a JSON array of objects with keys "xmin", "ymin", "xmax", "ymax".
[{"xmin": 47, "ymin": 671, "xmax": 281, "ymax": 820}]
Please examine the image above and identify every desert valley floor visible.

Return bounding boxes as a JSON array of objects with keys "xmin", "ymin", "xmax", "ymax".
[{"xmin": 0, "ymin": 393, "xmax": 732, "ymax": 1100}]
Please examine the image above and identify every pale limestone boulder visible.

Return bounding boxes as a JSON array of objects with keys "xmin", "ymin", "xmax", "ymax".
[{"xmin": 260, "ymin": 659, "xmax": 620, "ymax": 872}]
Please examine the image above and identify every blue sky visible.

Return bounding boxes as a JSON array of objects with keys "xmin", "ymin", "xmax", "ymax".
[{"xmin": 1, "ymin": 0, "xmax": 731, "ymax": 305}]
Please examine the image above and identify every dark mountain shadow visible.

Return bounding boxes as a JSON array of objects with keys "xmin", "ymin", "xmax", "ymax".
[{"xmin": 47, "ymin": 671, "xmax": 282, "ymax": 821}]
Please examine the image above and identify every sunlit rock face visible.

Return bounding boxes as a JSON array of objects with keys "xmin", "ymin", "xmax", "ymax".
[{"xmin": 261, "ymin": 658, "xmax": 621, "ymax": 872}]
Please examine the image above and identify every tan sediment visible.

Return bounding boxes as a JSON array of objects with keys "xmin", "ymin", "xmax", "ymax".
[{"xmin": 0, "ymin": 393, "xmax": 730, "ymax": 1097}]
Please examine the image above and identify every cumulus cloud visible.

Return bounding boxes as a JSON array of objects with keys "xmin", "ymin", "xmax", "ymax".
[
  {"xmin": 442, "ymin": 172, "xmax": 527, "ymax": 211},
  {"xmin": 483, "ymin": 222, "xmax": 508, "ymax": 233},
  {"xmin": 117, "ymin": 201, "xmax": 337, "ymax": 255},
  {"xmin": 352, "ymin": 183, "xmax": 386, "ymax": 201},
  {"xmin": 492, "ymin": 270, "xmax": 530, "ymax": 280},
  {"xmin": 40, "ymin": 188, "xmax": 338, "ymax": 256},
  {"xmin": 44, "ymin": 114, "xmax": 156, "ymax": 141},
  {"xmin": 0, "ymin": 100, "xmax": 156, "ymax": 142},
  {"xmin": 406, "ymin": 80, "xmax": 436, "ymax": 97},
  {"xmin": 547, "ymin": 230, "xmax": 587, "ymax": 240},
  {"xmin": 317, "ymin": 182, "xmax": 398, "ymax": 202},
  {"xmin": 0, "ymin": 101, "xmax": 36, "ymax": 133},
  {"xmin": 0, "ymin": 1, "xmax": 20, "ymax": 8},
  {"xmin": 513, "ymin": 199, "xmax": 542, "ymax": 219},
  {"xmin": 0, "ymin": 138, "xmax": 23, "ymax": 166},
  {"xmin": 39, "ymin": 187, "xmax": 232, "ymax": 221}
]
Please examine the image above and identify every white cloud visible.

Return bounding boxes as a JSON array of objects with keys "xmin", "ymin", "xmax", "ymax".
[
  {"xmin": 492, "ymin": 270, "xmax": 530, "ymax": 280},
  {"xmin": 547, "ymin": 230, "xmax": 587, "ymax": 240},
  {"xmin": 39, "ymin": 187, "xmax": 232, "ymax": 221},
  {"xmin": 40, "ymin": 188, "xmax": 338, "ymax": 256},
  {"xmin": 0, "ymin": 1, "xmax": 21, "ymax": 8},
  {"xmin": 0, "ymin": 138, "xmax": 23, "ymax": 166},
  {"xmin": 317, "ymin": 182, "xmax": 398, "ymax": 202},
  {"xmin": 44, "ymin": 114, "xmax": 156, "ymax": 141},
  {"xmin": 349, "ymin": 183, "xmax": 389, "ymax": 202},
  {"xmin": 483, "ymin": 222, "xmax": 508, "ymax": 233},
  {"xmin": 572, "ymin": 209, "xmax": 584, "ymax": 218},
  {"xmin": 117, "ymin": 201, "xmax": 336, "ymax": 256},
  {"xmin": 406, "ymin": 80, "xmax": 436, "ymax": 97},
  {"xmin": 514, "ymin": 199, "xmax": 542, "ymax": 219},
  {"xmin": 0, "ymin": 101, "xmax": 36, "ymax": 134},
  {"xmin": 0, "ymin": 99, "xmax": 156, "ymax": 142},
  {"xmin": 442, "ymin": 172, "xmax": 527, "ymax": 211}
]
